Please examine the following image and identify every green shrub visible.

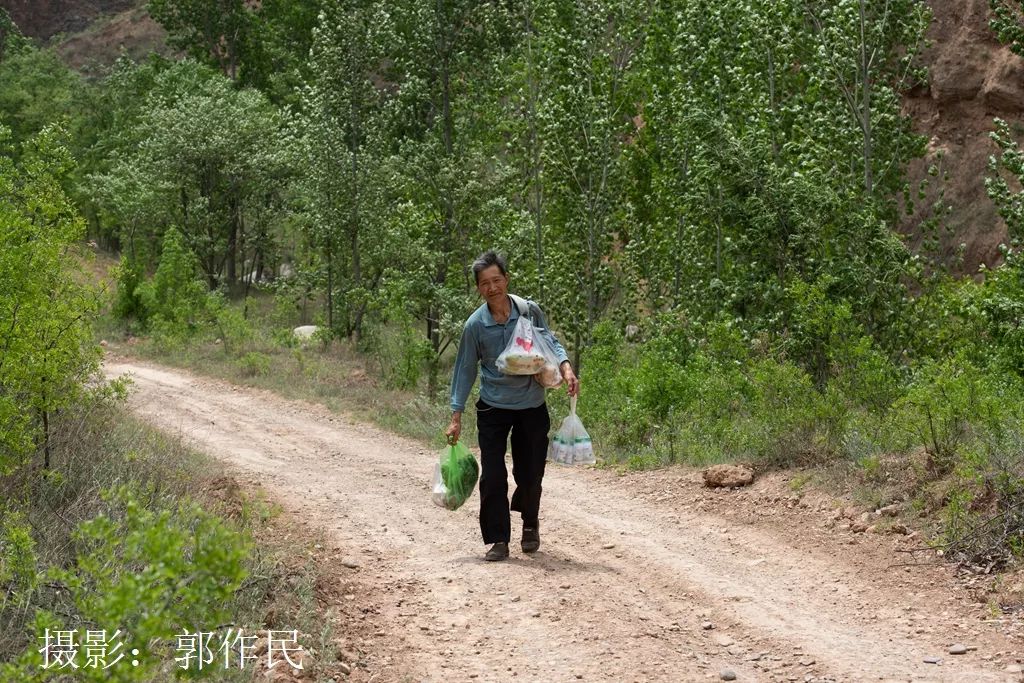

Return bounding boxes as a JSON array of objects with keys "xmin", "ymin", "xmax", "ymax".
[
  {"xmin": 0, "ymin": 510, "xmax": 37, "ymax": 594},
  {"xmin": 977, "ymin": 253, "xmax": 1024, "ymax": 377},
  {"xmin": 73, "ymin": 487, "xmax": 245, "ymax": 680},
  {"xmin": 135, "ymin": 227, "xmax": 207, "ymax": 329},
  {"xmin": 894, "ymin": 354, "xmax": 1008, "ymax": 474},
  {"xmin": 111, "ymin": 256, "xmax": 145, "ymax": 321},
  {"xmin": 1, "ymin": 485, "xmax": 250, "ymax": 682},
  {"xmin": 236, "ymin": 351, "xmax": 271, "ymax": 377},
  {"xmin": 364, "ymin": 314, "xmax": 433, "ymax": 391},
  {"xmin": 207, "ymin": 291, "xmax": 255, "ymax": 356}
]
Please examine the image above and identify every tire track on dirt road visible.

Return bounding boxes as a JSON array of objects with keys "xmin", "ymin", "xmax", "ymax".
[{"xmin": 106, "ymin": 360, "xmax": 1021, "ymax": 683}]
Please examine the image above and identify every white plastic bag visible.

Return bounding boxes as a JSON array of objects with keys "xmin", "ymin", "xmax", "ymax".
[
  {"xmin": 547, "ymin": 396, "xmax": 595, "ymax": 465},
  {"xmin": 430, "ymin": 462, "xmax": 449, "ymax": 508},
  {"xmin": 496, "ymin": 316, "xmax": 546, "ymax": 375},
  {"xmin": 532, "ymin": 330, "xmax": 563, "ymax": 389}
]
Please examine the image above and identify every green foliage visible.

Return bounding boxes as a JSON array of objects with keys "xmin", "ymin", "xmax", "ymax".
[
  {"xmin": 207, "ymin": 291, "xmax": 255, "ymax": 356},
  {"xmin": 628, "ymin": 0, "xmax": 928, "ymax": 352},
  {"xmin": 893, "ymin": 355, "xmax": 1012, "ymax": 474},
  {"xmin": 583, "ymin": 319, "xmax": 837, "ymax": 467},
  {"xmin": 990, "ymin": 0, "xmax": 1024, "ymax": 58},
  {"xmin": 364, "ymin": 309, "xmax": 434, "ymax": 391},
  {"xmin": 112, "ymin": 256, "xmax": 145, "ymax": 321},
  {"xmin": 976, "ymin": 256, "xmax": 1024, "ymax": 375},
  {"xmin": 0, "ymin": 123, "xmax": 102, "ymax": 472},
  {"xmin": 784, "ymin": 277, "xmax": 902, "ymax": 412},
  {"xmin": 89, "ymin": 58, "xmax": 291, "ymax": 291},
  {"xmin": 0, "ymin": 510, "xmax": 38, "ymax": 594},
  {"xmin": 935, "ymin": 376, "xmax": 1024, "ymax": 566},
  {"xmin": 986, "ymin": 117, "xmax": 1024, "ymax": 246},
  {"xmin": 149, "ymin": 0, "xmax": 253, "ymax": 80},
  {"xmin": 54, "ymin": 486, "xmax": 248, "ymax": 681},
  {"xmin": 135, "ymin": 227, "xmax": 207, "ymax": 329},
  {"xmin": 0, "ymin": 44, "xmax": 80, "ymax": 150},
  {"xmin": 0, "ymin": 8, "xmax": 30, "ymax": 59},
  {"xmin": 235, "ymin": 351, "xmax": 271, "ymax": 377}
]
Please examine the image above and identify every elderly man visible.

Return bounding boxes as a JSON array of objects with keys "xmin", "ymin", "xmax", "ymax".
[{"xmin": 446, "ymin": 250, "xmax": 579, "ymax": 561}]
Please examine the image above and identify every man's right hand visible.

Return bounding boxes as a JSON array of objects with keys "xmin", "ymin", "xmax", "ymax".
[{"xmin": 445, "ymin": 412, "xmax": 462, "ymax": 445}]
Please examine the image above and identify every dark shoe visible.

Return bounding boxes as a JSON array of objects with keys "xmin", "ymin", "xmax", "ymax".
[
  {"xmin": 484, "ymin": 542, "xmax": 509, "ymax": 561},
  {"xmin": 521, "ymin": 526, "xmax": 540, "ymax": 553}
]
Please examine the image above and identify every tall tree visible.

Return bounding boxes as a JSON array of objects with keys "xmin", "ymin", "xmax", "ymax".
[
  {"xmin": 383, "ymin": 0, "xmax": 525, "ymax": 390},
  {"xmin": 90, "ymin": 61, "xmax": 289, "ymax": 289},
  {"xmin": 534, "ymin": 0, "xmax": 648, "ymax": 363},
  {"xmin": 149, "ymin": 0, "xmax": 252, "ymax": 81},
  {"xmin": 298, "ymin": 0, "xmax": 390, "ymax": 340}
]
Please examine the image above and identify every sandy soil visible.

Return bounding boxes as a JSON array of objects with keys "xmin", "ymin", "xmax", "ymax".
[{"xmin": 104, "ymin": 360, "xmax": 1023, "ymax": 683}]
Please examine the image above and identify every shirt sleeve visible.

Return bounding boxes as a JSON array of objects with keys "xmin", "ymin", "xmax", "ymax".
[
  {"xmin": 450, "ymin": 319, "xmax": 480, "ymax": 412},
  {"xmin": 530, "ymin": 302, "xmax": 570, "ymax": 365}
]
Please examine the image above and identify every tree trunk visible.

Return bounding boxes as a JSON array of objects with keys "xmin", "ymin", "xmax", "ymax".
[
  {"xmin": 41, "ymin": 408, "xmax": 50, "ymax": 470},
  {"xmin": 350, "ymin": 90, "xmax": 363, "ymax": 340},
  {"xmin": 525, "ymin": 2, "xmax": 545, "ymax": 300},
  {"xmin": 859, "ymin": 0, "xmax": 874, "ymax": 197},
  {"xmin": 226, "ymin": 194, "xmax": 239, "ymax": 289},
  {"xmin": 326, "ymin": 244, "xmax": 334, "ymax": 332}
]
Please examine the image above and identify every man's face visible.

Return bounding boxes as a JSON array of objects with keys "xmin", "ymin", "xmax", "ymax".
[{"xmin": 476, "ymin": 265, "xmax": 509, "ymax": 304}]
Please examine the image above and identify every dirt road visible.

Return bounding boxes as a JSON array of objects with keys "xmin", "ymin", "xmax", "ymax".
[{"xmin": 105, "ymin": 360, "xmax": 1023, "ymax": 683}]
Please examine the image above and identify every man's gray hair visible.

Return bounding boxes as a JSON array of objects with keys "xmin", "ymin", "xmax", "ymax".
[{"xmin": 472, "ymin": 250, "xmax": 508, "ymax": 284}]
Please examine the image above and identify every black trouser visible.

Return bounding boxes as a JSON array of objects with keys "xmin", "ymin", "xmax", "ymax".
[{"xmin": 476, "ymin": 399, "xmax": 551, "ymax": 545}]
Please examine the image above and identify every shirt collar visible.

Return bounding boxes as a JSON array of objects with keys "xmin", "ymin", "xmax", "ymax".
[{"xmin": 481, "ymin": 296, "xmax": 519, "ymax": 327}]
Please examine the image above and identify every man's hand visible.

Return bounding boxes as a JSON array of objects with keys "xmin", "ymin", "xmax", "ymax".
[
  {"xmin": 560, "ymin": 361, "xmax": 579, "ymax": 397},
  {"xmin": 445, "ymin": 412, "xmax": 462, "ymax": 444}
]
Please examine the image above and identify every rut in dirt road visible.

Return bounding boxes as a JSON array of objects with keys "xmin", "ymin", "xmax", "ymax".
[{"xmin": 106, "ymin": 360, "xmax": 1022, "ymax": 683}]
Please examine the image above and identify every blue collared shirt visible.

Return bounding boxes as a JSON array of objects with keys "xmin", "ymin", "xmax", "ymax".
[{"xmin": 449, "ymin": 296, "xmax": 570, "ymax": 412}]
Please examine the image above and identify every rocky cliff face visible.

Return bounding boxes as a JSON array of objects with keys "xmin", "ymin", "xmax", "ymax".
[
  {"xmin": 901, "ymin": 0, "xmax": 1022, "ymax": 273},
  {"xmin": 0, "ymin": 0, "xmax": 137, "ymax": 40}
]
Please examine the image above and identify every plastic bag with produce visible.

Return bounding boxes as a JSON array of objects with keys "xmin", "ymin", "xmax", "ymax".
[
  {"xmin": 496, "ymin": 316, "xmax": 546, "ymax": 375},
  {"xmin": 547, "ymin": 396, "xmax": 595, "ymax": 465},
  {"xmin": 431, "ymin": 441, "xmax": 480, "ymax": 510}
]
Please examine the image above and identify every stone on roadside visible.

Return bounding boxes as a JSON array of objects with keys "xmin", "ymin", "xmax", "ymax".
[
  {"xmin": 703, "ymin": 464, "xmax": 754, "ymax": 488},
  {"xmin": 948, "ymin": 643, "xmax": 968, "ymax": 655},
  {"xmin": 720, "ymin": 669, "xmax": 737, "ymax": 681}
]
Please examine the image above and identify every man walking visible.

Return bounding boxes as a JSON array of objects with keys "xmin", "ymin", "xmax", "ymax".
[{"xmin": 445, "ymin": 251, "xmax": 579, "ymax": 561}]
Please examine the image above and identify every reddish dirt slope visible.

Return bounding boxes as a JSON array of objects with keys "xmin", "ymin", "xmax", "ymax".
[
  {"xmin": 0, "ymin": 0, "xmax": 136, "ymax": 40},
  {"xmin": 905, "ymin": 0, "xmax": 1024, "ymax": 272}
]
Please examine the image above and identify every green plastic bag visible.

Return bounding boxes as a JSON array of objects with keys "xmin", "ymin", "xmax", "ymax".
[{"xmin": 431, "ymin": 442, "xmax": 480, "ymax": 511}]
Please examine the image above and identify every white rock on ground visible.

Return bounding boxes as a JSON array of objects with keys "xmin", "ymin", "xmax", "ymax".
[{"xmin": 293, "ymin": 325, "xmax": 319, "ymax": 341}]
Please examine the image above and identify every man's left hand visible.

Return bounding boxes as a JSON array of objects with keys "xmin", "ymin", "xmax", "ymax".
[{"xmin": 560, "ymin": 362, "xmax": 579, "ymax": 397}]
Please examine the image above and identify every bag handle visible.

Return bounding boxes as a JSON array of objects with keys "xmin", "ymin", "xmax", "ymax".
[
  {"xmin": 508, "ymin": 294, "xmax": 537, "ymax": 327},
  {"xmin": 570, "ymin": 395, "xmax": 577, "ymax": 416}
]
